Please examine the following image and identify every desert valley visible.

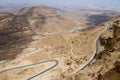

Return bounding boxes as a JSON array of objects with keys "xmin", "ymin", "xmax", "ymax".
[{"xmin": 0, "ymin": 5, "xmax": 120, "ymax": 80}]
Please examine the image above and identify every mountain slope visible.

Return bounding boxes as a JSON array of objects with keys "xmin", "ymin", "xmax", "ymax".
[{"xmin": 0, "ymin": 6, "xmax": 87, "ymax": 60}]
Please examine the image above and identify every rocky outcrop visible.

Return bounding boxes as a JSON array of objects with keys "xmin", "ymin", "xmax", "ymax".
[
  {"xmin": 98, "ymin": 20, "xmax": 120, "ymax": 80},
  {"xmin": 99, "ymin": 20, "xmax": 120, "ymax": 57},
  {"xmin": 113, "ymin": 20, "xmax": 120, "ymax": 50},
  {"xmin": 98, "ymin": 60, "xmax": 120, "ymax": 80}
]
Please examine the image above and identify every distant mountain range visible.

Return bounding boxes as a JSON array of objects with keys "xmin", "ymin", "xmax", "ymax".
[{"xmin": 0, "ymin": 4, "xmax": 31, "ymax": 10}]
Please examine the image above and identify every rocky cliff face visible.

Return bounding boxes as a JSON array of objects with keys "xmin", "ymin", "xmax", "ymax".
[
  {"xmin": 99, "ymin": 20, "xmax": 120, "ymax": 54},
  {"xmin": 96, "ymin": 20, "xmax": 120, "ymax": 80}
]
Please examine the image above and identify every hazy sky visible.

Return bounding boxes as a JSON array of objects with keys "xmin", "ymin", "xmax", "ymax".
[{"xmin": 0, "ymin": 0, "xmax": 120, "ymax": 10}]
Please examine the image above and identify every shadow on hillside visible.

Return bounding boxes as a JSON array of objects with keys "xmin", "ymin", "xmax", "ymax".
[
  {"xmin": 0, "ymin": 15, "xmax": 33, "ymax": 61},
  {"xmin": 0, "ymin": 34, "xmax": 33, "ymax": 60}
]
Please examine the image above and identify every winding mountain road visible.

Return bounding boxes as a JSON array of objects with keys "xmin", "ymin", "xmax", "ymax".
[
  {"xmin": 0, "ymin": 22, "xmax": 113, "ymax": 80},
  {"xmin": 72, "ymin": 22, "xmax": 113, "ymax": 78},
  {"xmin": 0, "ymin": 34, "xmax": 59, "ymax": 80},
  {"xmin": 63, "ymin": 22, "xmax": 113, "ymax": 80},
  {"xmin": 0, "ymin": 60, "xmax": 58, "ymax": 80}
]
